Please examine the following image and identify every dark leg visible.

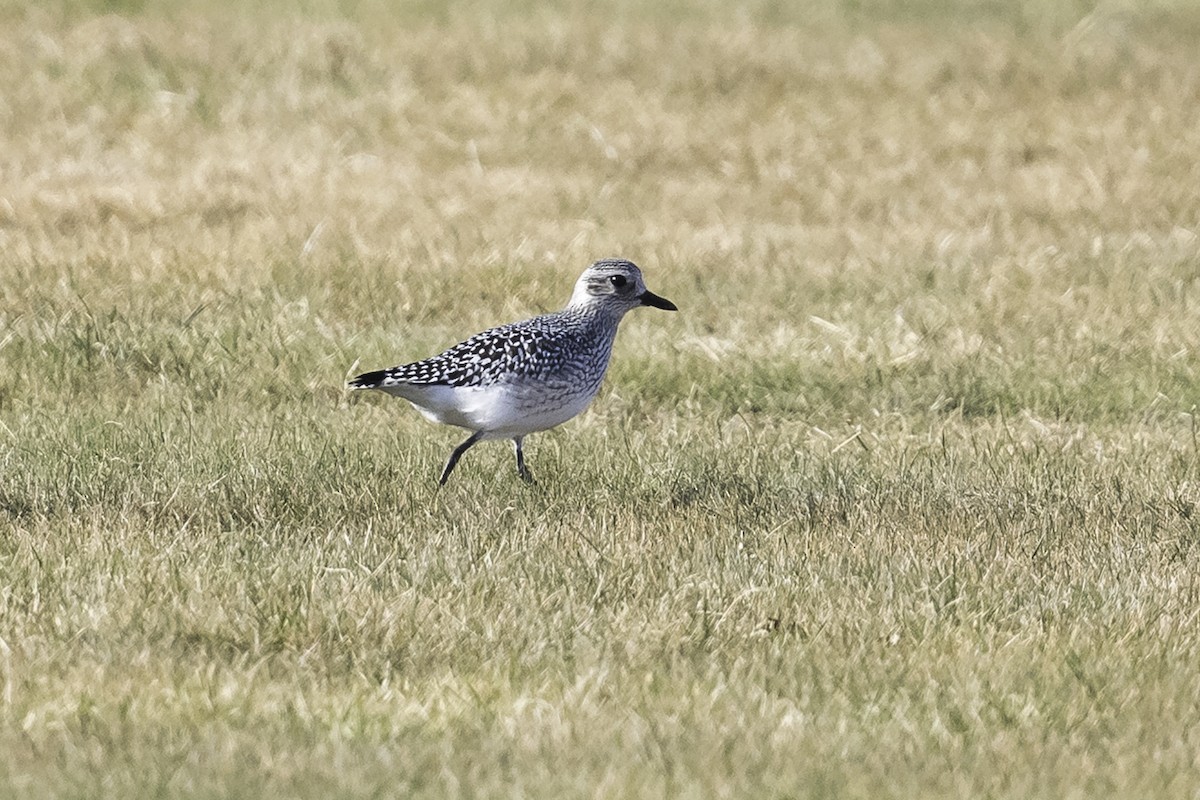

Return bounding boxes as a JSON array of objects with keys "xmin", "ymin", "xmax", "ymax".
[
  {"xmin": 513, "ymin": 436, "xmax": 534, "ymax": 483},
  {"xmin": 440, "ymin": 431, "xmax": 484, "ymax": 485}
]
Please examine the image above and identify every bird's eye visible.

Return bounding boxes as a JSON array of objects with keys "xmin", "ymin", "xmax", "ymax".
[{"xmin": 609, "ymin": 275, "xmax": 627, "ymax": 288}]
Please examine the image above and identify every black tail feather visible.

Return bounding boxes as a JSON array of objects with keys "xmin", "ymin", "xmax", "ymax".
[{"xmin": 348, "ymin": 369, "xmax": 389, "ymax": 389}]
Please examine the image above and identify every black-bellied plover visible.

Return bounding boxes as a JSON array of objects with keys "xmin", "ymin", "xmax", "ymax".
[{"xmin": 349, "ymin": 259, "xmax": 677, "ymax": 484}]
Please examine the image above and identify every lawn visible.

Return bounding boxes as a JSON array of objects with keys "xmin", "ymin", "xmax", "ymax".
[{"xmin": 2, "ymin": 0, "xmax": 1200, "ymax": 797}]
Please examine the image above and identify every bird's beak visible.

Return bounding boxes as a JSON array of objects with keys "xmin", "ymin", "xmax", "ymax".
[{"xmin": 639, "ymin": 290, "xmax": 678, "ymax": 311}]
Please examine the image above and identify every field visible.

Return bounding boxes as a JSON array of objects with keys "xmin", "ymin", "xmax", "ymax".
[{"xmin": 3, "ymin": 0, "xmax": 1200, "ymax": 796}]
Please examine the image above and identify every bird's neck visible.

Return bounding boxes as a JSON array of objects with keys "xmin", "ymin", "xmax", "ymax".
[{"xmin": 563, "ymin": 300, "xmax": 627, "ymax": 331}]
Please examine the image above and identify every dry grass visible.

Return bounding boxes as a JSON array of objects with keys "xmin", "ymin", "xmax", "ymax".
[{"xmin": 3, "ymin": 1, "xmax": 1200, "ymax": 797}]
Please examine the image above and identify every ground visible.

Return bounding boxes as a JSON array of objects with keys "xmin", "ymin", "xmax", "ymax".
[{"xmin": 2, "ymin": 0, "xmax": 1200, "ymax": 797}]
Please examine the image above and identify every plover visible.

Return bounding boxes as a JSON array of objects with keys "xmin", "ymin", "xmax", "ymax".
[{"xmin": 349, "ymin": 259, "xmax": 677, "ymax": 484}]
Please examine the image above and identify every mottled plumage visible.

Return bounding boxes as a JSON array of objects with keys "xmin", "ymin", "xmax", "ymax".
[
  {"xmin": 349, "ymin": 259, "xmax": 677, "ymax": 484},
  {"xmin": 350, "ymin": 308, "xmax": 610, "ymax": 388}
]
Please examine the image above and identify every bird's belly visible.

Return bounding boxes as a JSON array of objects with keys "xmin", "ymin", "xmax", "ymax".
[
  {"xmin": 475, "ymin": 381, "xmax": 600, "ymax": 435},
  {"xmin": 499, "ymin": 384, "xmax": 599, "ymax": 434},
  {"xmin": 391, "ymin": 381, "xmax": 600, "ymax": 436}
]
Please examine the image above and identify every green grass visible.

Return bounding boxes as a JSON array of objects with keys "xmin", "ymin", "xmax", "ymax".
[{"xmin": 3, "ymin": 0, "xmax": 1200, "ymax": 797}]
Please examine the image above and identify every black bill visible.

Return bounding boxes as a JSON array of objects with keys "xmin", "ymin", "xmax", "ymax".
[{"xmin": 639, "ymin": 290, "xmax": 678, "ymax": 311}]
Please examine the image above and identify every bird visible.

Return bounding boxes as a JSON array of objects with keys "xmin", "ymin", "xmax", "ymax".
[{"xmin": 348, "ymin": 258, "xmax": 677, "ymax": 485}]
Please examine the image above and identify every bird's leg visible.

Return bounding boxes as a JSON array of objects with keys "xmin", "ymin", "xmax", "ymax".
[
  {"xmin": 513, "ymin": 436, "xmax": 534, "ymax": 483},
  {"xmin": 439, "ymin": 431, "xmax": 484, "ymax": 485}
]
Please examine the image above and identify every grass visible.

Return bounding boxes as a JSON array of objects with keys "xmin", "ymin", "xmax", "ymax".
[{"xmin": 3, "ymin": 0, "xmax": 1200, "ymax": 796}]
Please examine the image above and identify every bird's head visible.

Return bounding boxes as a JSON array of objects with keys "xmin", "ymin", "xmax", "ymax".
[{"xmin": 568, "ymin": 259, "xmax": 677, "ymax": 314}]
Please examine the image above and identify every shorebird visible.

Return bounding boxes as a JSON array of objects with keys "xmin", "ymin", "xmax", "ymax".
[{"xmin": 349, "ymin": 259, "xmax": 677, "ymax": 484}]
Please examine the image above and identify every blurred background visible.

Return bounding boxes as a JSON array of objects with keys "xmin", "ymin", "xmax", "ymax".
[{"xmin": 4, "ymin": 0, "xmax": 1199, "ymax": 422}]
